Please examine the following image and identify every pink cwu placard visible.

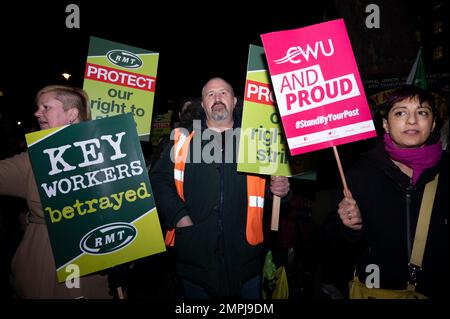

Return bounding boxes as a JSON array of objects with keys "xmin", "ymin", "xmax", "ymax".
[{"xmin": 261, "ymin": 19, "xmax": 376, "ymax": 156}]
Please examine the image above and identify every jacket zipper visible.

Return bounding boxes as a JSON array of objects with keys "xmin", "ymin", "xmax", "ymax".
[
  {"xmin": 405, "ymin": 180, "xmax": 413, "ymax": 260},
  {"xmin": 218, "ymin": 139, "xmax": 228, "ymax": 294},
  {"xmin": 219, "ymin": 161, "xmax": 224, "ymax": 233},
  {"xmin": 219, "ymin": 136, "xmax": 225, "ymax": 234}
]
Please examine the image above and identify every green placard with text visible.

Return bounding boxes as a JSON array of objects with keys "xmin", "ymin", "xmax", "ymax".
[
  {"xmin": 25, "ymin": 113, "xmax": 165, "ymax": 282},
  {"xmin": 83, "ymin": 36, "xmax": 159, "ymax": 141},
  {"xmin": 151, "ymin": 111, "xmax": 172, "ymax": 146},
  {"xmin": 238, "ymin": 44, "xmax": 316, "ymax": 177}
]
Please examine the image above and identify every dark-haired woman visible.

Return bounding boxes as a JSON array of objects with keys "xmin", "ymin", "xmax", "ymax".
[{"xmin": 337, "ymin": 85, "xmax": 448, "ymax": 298}]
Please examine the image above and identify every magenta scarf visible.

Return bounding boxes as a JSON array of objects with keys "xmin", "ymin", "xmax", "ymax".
[{"xmin": 384, "ymin": 133, "xmax": 442, "ymax": 185}]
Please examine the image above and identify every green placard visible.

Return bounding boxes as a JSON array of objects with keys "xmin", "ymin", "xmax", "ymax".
[
  {"xmin": 238, "ymin": 44, "xmax": 316, "ymax": 177},
  {"xmin": 83, "ymin": 36, "xmax": 159, "ymax": 141},
  {"xmin": 25, "ymin": 113, "xmax": 165, "ymax": 282},
  {"xmin": 151, "ymin": 111, "xmax": 172, "ymax": 146}
]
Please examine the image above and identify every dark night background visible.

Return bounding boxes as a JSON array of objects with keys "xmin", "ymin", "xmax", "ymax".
[
  {"xmin": 1, "ymin": 0, "xmax": 446, "ymax": 136},
  {"xmin": 0, "ymin": 1, "xmax": 335, "ymax": 129},
  {"xmin": 0, "ymin": 0, "xmax": 448, "ymax": 309}
]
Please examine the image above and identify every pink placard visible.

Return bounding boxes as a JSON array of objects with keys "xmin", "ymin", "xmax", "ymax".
[{"xmin": 261, "ymin": 19, "xmax": 376, "ymax": 156}]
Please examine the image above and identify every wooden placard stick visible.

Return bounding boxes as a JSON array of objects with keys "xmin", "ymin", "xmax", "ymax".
[
  {"xmin": 117, "ymin": 287, "xmax": 124, "ymax": 299},
  {"xmin": 333, "ymin": 146, "xmax": 350, "ymax": 198},
  {"xmin": 271, "ymin": 194, "xmax": 281, "ymax": 231}
]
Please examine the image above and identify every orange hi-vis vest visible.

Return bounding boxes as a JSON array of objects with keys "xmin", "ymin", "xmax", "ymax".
[{"xmin": 164, "ymin": 128, "xmax": 266, "ymax": 247}]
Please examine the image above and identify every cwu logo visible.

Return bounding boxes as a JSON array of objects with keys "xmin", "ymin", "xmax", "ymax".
[
  {"xmin": 80, "ymin": 222, "xmax": 137, "ymax": 255},
  {"xmin": 106, "ymin": 49, "xmax": 143, "ymax": 69}
]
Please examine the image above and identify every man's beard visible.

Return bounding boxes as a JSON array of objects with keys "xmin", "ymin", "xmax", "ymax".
[{"xmin": 211, "ymin": 103, "xmax": 229, "ymax": 121}]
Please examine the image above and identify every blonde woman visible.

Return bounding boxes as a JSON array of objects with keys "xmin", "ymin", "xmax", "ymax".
[{"xmin": 0, "ymin": 85, "xmax": 110, "ymax": 298}]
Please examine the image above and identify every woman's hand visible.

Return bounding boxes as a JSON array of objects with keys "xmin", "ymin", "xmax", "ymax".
[{"xmin": 338, "ymin": 190, "xmax": 363, "ymax": 230}]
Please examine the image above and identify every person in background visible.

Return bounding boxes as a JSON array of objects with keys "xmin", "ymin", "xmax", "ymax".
[
  {"xmin": 150, "ymin": 77, "xmax": 290, "ymax": 298},
  {"xmin": 148, "ymin": 97, "xmax": 202, "ymax": 171},
  {"xmin": 436, "ymin": 99, "xmax": 448, "ymax": 152},
  {"xmin": 337, "ymin": 85, "xmax": 448, "ymax": 298},
  {"xmin": 0, "ymin": 85, "xmax": 111, "ymax": 298},
  {"xmin": 125, "ymin": 97, "xmax": 205, "ymax": 299},
  {"xmin": 175, "ymin": 97, "xmax": 203, "ymax": 129}
]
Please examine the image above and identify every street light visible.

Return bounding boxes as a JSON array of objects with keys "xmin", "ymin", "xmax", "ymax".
[{"xmin": 62, "ymin": 73, "xmax": 71, "ymax": 80}]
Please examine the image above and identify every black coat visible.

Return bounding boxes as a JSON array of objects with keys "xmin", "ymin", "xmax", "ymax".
[
  {"xmin": 150, "ymin": 118, "xmax": 266, "ymax": 297},
  {"xmin": 340, "ymin": 142, "xmax": 449, "ymax": 298}
]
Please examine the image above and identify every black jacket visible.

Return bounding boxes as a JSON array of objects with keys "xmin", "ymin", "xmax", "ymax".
[
  {"xmin": 150, "ymin": 116, "xmax": 266, "ymax": 297},
  {"xmin": 340, "ymin": 141, "xmax": 449, "ymax": 298}
]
